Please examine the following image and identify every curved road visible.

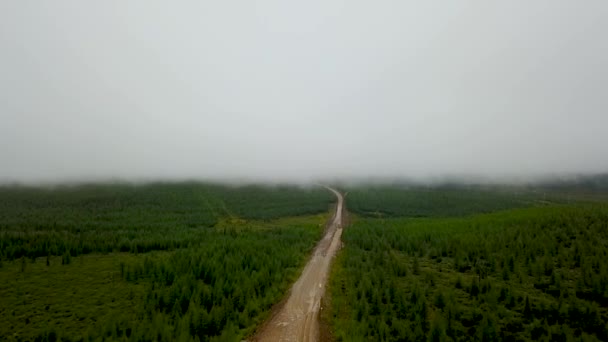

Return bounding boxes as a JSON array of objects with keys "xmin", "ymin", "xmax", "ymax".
[{"xmin": 252, "ymin": 187, "xmax": 344, "ymax": 342}]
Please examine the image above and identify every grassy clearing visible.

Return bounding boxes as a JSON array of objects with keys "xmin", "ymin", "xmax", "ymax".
[
  {"xmin": 327, "ymin": 204, "xmax": 608, "ymax": 341},
  {"xmin": 0, "ymin": 253, "xmax": 147, "ymax": 341}
]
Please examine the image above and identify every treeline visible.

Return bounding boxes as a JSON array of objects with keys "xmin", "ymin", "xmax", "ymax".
[
  {"xmin": 0, "ymin": 182, "xmax": 333, "ymax": 261},
  {"xmin": 536, "ymin": 173, "xmax": 608, "ymax": 192},
  {"xmin": 327, "ymin": 204, "xmax": 608, "ymax": 341},
  {"xmin": 344, "ymin": 186, "xmax": 538, "ymax": 218}
]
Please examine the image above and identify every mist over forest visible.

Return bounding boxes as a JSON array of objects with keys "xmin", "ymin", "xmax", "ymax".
[{"xmin": 2, "ymin": 3, "xmax": 608, "ymax": 340}]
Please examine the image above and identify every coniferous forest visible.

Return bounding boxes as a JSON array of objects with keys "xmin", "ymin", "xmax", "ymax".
[
  {"xmin": 3, "ymin": 182, "xmax": 608, "ymax": 341},
  {"xmin": 0, "ymin": 183, "xmax": 332, "ymax": 341},
  {"xmin": 326, "ymin": 186, "xmax": 608, "ymax": 341}
]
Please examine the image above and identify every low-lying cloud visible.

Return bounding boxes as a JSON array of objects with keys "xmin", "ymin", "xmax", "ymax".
[{"xmin": 1, "ymin": 2, "xmax": 607, "ymax": 184}]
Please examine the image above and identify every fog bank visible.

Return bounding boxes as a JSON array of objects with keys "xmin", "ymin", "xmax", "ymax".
[{"xmin": 2, "ymin": 2, "xmax": 607, "ymax": 183}]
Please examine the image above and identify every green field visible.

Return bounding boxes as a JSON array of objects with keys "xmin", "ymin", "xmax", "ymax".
[
  {"xmin": 326, "ymin": 187, "xmax": 608, "ymax": 341},
  {"xmin": 0, "ymin": 183, "xmax": 333, "ymax": 341}
]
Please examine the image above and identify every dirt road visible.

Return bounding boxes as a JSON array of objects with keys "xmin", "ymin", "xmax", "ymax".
[{"xmin": 252, "ymin": 187, "xmax": 344, "ymax": 342}]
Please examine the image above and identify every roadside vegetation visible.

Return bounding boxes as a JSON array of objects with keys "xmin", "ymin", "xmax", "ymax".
[
  {"xmin": 0, "ymin": 182, "xmax": 332, "ymax": 341},
  {"xmin": 327, "ymin": 186, "xmax": 608, "ymax": 341}
]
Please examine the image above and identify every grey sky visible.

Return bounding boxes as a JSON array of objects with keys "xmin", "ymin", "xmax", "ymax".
[{"xmin": 1, "ymin": 2, "xmax": 607, "ymax": 183}]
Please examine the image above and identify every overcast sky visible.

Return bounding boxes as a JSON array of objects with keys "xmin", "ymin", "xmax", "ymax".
[{"xmin": 1, "ymin": 2, "xmax": 607, "ymax": 183}]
